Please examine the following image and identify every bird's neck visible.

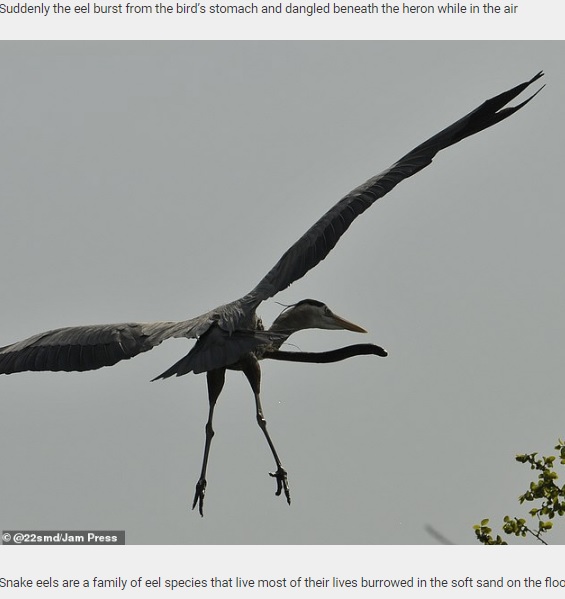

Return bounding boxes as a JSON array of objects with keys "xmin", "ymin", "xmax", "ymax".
[{"xmin": 268, "ymin": 310, "xmax": 309, "ymax": 338}]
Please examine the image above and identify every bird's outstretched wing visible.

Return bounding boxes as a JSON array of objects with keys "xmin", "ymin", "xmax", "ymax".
[
  {"xmin": 0, "ymin": 297, "xmax": 286, "ymax": 375},
  {"xmin": 0, "ymin": 317, "xmax": 213, "ymax": 374},
  {"xmin": 246, "ymin": 72, "xmax": 544, "ymax": 304}
]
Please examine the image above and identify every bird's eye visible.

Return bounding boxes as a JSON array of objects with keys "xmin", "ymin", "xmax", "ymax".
[{"xmin": 324, "ymin": 307, "xmax": 331, "ymax": 316}]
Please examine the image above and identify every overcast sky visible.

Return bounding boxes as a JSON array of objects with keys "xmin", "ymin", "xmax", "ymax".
[{"xmin": 0, "ymin": 42, "xmax": 563, "ymax": 545}]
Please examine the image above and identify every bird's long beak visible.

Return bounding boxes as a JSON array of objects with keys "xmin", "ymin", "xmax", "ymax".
[{"xmin": 330, "ymin": 313, "xmax": 367, "ymax": 333}]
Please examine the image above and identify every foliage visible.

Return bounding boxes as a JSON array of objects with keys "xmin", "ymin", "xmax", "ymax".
[{"xmin": 474, "ymin": 440, "xmax": 565, "ymax": 545}]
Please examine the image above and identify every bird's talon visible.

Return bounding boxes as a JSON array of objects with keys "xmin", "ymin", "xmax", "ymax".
[
  {"xmin": 269, "ymin": 468, "xmax": 291, "ymax": 505},
  {"xmin": 192, "ymin": 479, "xmax": 207, "ymax": 517}
]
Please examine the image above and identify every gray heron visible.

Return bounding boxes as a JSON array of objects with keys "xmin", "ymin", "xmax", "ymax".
[{"xmin": 0, "ymin": 72, "xmax": 544, "ymax": 515}]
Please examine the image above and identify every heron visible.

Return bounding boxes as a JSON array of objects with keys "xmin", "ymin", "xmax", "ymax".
[{"xmin": 0, "ymin": 72, "xmax": 543, "ymax": 515}]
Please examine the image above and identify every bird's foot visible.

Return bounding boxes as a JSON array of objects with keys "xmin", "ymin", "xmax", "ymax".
[
  {"xmin": 269, "ymin": 467, "xmax": 291, "ymax": 505},
  {"xmin": 192, "ymin": 479, "xmax": 207, "ymax": 517}
]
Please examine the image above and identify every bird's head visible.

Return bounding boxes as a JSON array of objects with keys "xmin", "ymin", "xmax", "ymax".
[{"xmin": 270, "ymin": 299, "xmax": 367, "ymax": 334}]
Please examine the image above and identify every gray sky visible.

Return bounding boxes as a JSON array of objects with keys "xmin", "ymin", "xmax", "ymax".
[{"xmin": 0, "ymin": 42, "xmax": 563, "ymax": 545}]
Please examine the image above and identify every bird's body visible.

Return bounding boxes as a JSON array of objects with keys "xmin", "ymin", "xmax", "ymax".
[{"xmin": 0, "ymin": 72, "xmax": 544, "ymax": 514}]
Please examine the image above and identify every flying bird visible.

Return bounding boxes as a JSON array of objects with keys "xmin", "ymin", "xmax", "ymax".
[{"xmin": 0, "ymin": 72, "xmax": 544, "ymax": 515}]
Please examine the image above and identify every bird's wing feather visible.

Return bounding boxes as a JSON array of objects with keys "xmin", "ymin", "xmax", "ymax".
[
  {"xmin": 0, "ymin": 316, "xmax": 214, "ymax": 374},
  {"xmin": 246, "ymin": 72, "xmax": 544, "ymax": 304}
]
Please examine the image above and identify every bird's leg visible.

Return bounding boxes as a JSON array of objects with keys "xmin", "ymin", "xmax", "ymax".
[
  {"xmin": 242, "ymin": 358, "xmax": 291, "ymax": 506},
  {"xmin": 192, "ymin": 367, "xmax": 226, "ymax": 516}
]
